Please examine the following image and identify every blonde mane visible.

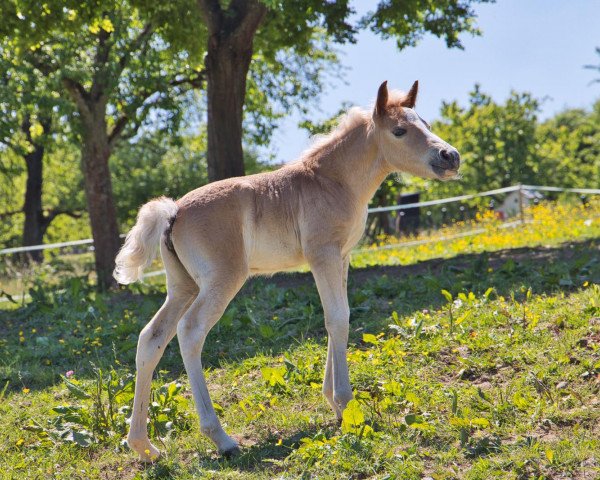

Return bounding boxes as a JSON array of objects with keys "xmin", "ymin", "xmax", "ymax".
[
  {"xmin": 300, "ymin": 89, "xmax": 411, "ymax": 162},
  {"xmin": 301, "ymin": 107, "xmax": 371, "ymax": 161}
]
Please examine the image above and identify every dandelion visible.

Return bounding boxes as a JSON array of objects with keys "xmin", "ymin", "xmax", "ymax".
[
  {"xmin": 22, "ymin": 387, "xmax": 30, "ymax": 394},
  {"xmin": 66, "ymin": 370, "xmax": 74, "ymax": 378}
]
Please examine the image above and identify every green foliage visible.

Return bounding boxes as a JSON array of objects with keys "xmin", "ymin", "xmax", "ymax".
[
  {"xmin": 1, "ymin": 1, "xmax": 197, "ymax": 139},
  {"xmin": 536, "ymin": 101, "xmax": 600, "ymax": 188},
  {"xmin": 433, "ymin": 86, "xmax": 541, "ymax": 196},
  {"xmin": 365, "ymin": 0, "xmax": 494, "ymax": 50},
  {"xmin": 24, "ymin": 367, "xmax": 190, "ymax": 448},
  {"xmin": 111, "ymin": 132, "xmax": 209, "ymax": 227},
  {"xmin": 430, "ymin": 87, "xmax": 600, "ymax": 199}
]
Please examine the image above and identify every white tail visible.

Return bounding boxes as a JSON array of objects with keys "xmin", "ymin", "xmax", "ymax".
[{"xmin": 113, "ymin": 197, "xmax": 178, "ymax": 284}]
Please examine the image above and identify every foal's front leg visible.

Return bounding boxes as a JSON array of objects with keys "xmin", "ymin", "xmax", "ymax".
[
  {"xmin": 322, "ymin": 255, "xmax": 350, "ymax": 418},
  {"xmin": 310, "ymin": 250, "xmax": 353, "ymax": 416}
]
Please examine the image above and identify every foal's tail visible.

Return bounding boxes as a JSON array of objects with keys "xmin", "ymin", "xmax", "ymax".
[{"xmin": 113, "ymin": 197, "xmax": 178, "ymax": 284}]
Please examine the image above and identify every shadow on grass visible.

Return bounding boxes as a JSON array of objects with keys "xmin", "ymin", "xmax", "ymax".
[
  {"xmin": 1, "ymin": 238, "xmax": 598, "ymax": 393},
  {"xmin": 143, "ymin": 423, "xmax": 334, "ymax": 477}
]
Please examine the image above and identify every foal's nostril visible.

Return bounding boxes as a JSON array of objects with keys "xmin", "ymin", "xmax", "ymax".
[
  {"xmin": 450, "ymin": 150, "xmax": 460, "ymax": 169},
  {"xmin": 440, "ymin": 149, "xmax": 451, "ymax": 161}
]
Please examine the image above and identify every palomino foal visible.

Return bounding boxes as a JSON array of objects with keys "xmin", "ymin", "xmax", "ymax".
[{"xmin": 114, "ymin": 81, "xmax": 460, "ymax": 461}]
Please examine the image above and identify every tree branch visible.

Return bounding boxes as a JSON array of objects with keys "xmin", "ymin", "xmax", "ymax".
[
  {"xmin": 116, "ymin": 93, "xmax": 166, "ymax": 142},
  {"xmin": 116, "ymin": 22, "xmax": 154, "ymax": 75},
  {"xmin": 169, "ymin": 69, "xmax": 206, "ymax": 89},
  {"xmin": 27, "ymin": 50, "xmax": 60, "ymax": 76},
  {"xmin": 62, "ymin": 77, "xmax": 93, "ymax": 124},
  {"xmin": 108, "ymin": 115, "xmax": 129, "ymax": 148},
  {"xmin": 108, "ymin": 65, "xmax": 204, "ymax": 148},
  {"xmin": 227, "ymin": 0, "xmax": 267, "ymax": 45},
  {"xmin": 0, "ymin": 136, "xmax": 16, "ymax": 151},
  {"xmin": 91, "ymin": 27, "xmax": 113, "ymax": 101},
  {"xmin": 197, "ymin": 0, "xmax": 224, "ymax": 35},
  {"xmin": 43, "ymin": 208, "xmax": 83, "ymax": 226}
]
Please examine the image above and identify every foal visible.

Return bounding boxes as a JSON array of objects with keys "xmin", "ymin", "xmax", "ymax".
[{"xmin": 114, "ymin": 81, "xmax": 460, "ymax": 461}]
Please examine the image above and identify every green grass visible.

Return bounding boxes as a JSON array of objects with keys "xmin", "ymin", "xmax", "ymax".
[{"xmin": 1, "ymin": 238, "xmax": 599, "ymax": 479}]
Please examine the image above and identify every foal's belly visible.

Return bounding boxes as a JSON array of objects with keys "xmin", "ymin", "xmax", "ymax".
[{"xmin": 245, "ymin": 224, "xmax": 305, "ymax": 275}]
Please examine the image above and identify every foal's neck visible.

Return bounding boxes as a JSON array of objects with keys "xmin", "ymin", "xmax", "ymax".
[{"xmin": 308, "ymin": 116, "xmax": 390, "ymax": 207}]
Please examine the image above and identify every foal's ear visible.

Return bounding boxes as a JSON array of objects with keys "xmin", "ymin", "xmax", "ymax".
[
  {"xmin": 401, "ymin": 80, "xmax": 419, "ymax": 109},
  {"xmin": 374, "ymin": 80, "xmax": 389, "ymax": 117}
]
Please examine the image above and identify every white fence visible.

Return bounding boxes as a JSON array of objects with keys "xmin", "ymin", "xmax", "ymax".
[{"xmin": 2, "ymin": 184, "xmax": 600, "ymax": 282}]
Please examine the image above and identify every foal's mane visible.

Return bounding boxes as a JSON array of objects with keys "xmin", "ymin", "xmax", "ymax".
[
  {"xmin": 301, "ymin": 107, "xmax": 371, "ymax": 161},
  {"xmin": 300, "ymin": 89, "xmax": 411, "ymax": 163}
]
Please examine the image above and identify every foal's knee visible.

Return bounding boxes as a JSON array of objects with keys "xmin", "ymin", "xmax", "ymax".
[{"xmin": 324, "ymin": 310, "xmax": 350, "ymax": 339}]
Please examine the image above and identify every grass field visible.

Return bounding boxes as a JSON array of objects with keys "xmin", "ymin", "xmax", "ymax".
[{"xmin": 1, "ymin": 205, "xmax": 599, "ymax": 479}]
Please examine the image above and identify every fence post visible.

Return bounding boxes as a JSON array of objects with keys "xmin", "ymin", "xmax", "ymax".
[{"xmin": 518, "ymin": 183, "xmax": 525, "ymax": 224}]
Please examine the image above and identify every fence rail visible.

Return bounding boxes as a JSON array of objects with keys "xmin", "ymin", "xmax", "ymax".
[
  {"xmin": 366, "ymin": 185, "xmax": 521, "ymax": 214},
  {"xmin": 2, "ymin": 184, "xmax": 600, "ymax": 257}
]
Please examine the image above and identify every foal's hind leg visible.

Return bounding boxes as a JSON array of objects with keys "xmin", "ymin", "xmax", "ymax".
[
  {"xmin": 127, "ymin": 247, "xmax": 197, "ymax": 462},
  {"xmin": 177, "ymin": 269, "xmax": 247, "ymax": 454}
]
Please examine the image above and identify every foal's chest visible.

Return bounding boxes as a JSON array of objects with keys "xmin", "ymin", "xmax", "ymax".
[{"xmin": 342, "ymin": 208, "xmax": 368, "ymax": 255}]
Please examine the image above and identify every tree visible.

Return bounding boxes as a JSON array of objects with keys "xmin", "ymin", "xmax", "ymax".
[
  {"xmin": 584, "ymin": 47, "xmax": 600, "ymax": 84},
  {"xmin": 0, "ymin": 138, "xmax": 86, "ymax": 255},
  {"xmin": 432, "ymin": 86, "xmax": 541, "ymax": 197},
  {"xmin": 536, "ymin": 100, "xmax": 600, "ymax": 189},
  {"xmin": 141, "ymin": 0, "xmax": 494, "ymax": 182},
  {"xmin": 0, "ymin": 45, "xmax": 80, "ymax": 261},
  {"xmin": 111, "ymin": 132, "xmax": 209, "ymax": 225},
  {"xmin": 2, "ymin": 1, "xmax": 201, "ymax": 288}
]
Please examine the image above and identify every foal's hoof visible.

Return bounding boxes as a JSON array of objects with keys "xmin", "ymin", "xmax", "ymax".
[
  {"xmin": 219, "ymin": 444, "xmax": 241, "ymax": 458},
  {"xmin": 128, "ymin": 438, "xmax": 161, "ymax": 463}
]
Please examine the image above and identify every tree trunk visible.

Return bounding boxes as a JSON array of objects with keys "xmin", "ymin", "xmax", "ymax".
[
  {"xmin": 21, "ymin": 116, "xmax": 51, "ymax": 263},
  {"xmin": 81, "ymin": 113, "xmax": 121, "ymax": 290},
  {"xmin": 205, "ymin": 36, "xmax": 255, "ymax": 182},
  {"xmin": 22, "ymin": 143, "xmax": 45, "ymax": 262}
]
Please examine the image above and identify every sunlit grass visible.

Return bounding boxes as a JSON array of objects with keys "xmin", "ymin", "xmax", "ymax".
[{"xmin": 353, "ymin": 200, "xmax": 600, "ymax": 268}]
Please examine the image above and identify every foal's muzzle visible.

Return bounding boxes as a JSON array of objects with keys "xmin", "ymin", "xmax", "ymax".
[{"xmin": 430, "ymin": 147, "xmax": 460, "ymax": 178}]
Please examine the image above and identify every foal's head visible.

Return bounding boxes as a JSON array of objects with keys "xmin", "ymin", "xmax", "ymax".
[{"xmin": 373, "ymin": 81, "xmax": 460, "ymax": 180}]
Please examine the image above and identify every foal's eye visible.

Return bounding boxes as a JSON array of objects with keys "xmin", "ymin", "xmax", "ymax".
[{"xmin": 392, "ymin": 127, "xmax": 407, "ymax": 137}]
